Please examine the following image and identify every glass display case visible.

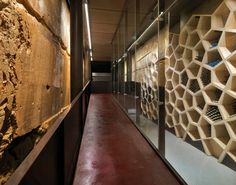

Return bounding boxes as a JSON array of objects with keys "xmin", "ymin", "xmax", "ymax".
[{"xmin": 112, "ymin": 0, "xmax": 236, "ymax": 184}]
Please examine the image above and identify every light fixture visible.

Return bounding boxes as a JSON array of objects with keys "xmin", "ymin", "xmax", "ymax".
[{"xmin": 84, "ymin": 0, "xmax": 93, "ymax": 60}]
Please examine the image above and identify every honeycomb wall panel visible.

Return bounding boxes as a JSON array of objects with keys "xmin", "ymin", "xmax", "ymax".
[{"xmin": 165, "ymin": 0, "xmax": 236, "ymax": 163}]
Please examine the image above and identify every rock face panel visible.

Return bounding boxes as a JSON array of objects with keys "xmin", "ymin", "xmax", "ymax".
[
  {"xmin": 0, "ymin": 0, "xmax": 70, "ymax": 183},
  {"xmin": 0, "ymin": 0, "xmax": 31, "ymax": 158}
]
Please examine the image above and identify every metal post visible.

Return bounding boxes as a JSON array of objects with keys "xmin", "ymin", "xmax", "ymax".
[{"xmin": 71, "ymin": 0, "xmax": 83, "ymax": 99}]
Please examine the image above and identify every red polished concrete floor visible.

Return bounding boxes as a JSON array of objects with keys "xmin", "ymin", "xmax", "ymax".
[{"xmin": 73, "ymin": 94, "xmax": 181, "ymax": 185}]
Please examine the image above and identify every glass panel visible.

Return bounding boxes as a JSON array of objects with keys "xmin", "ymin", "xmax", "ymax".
[
  {"xmin": 112, "ymin": 1, "xmax": 236, "ymax": 184},
  {"xmin": 126, "ymin": 0, "xmax": 136, "ymax": 46},
  {"xmin": 164, "ymin": 0, "xmax": 236, "ymax": 184}
]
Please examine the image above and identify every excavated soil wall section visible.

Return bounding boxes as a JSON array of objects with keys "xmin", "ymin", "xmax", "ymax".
[{"xmin": 0, "ymin": 0, "xmax": 70, "ymax": 183}]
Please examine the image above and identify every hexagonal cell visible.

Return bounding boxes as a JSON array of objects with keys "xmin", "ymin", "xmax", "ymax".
[
  {"xmin": 188, "ymin": 124, "xmax": 200, "ymax": 140},
  {"xmin": 202, "ymin": 139, "xmax": 224, "ymax": 158},
  {"xmin": 183, "ymin": 48, "xmax": 193, "ymax": 62},
  {"xmin": 220, "ymin": 32, "xmax": 236, "ymax": 53},
  {"xmin": 180, "ymin": 112, "xmax": 189, "ymax": 129},
  {"xmin": 184, "ymin": 91, "xmax": 193, "ymax": 108},
  {"xmin": 213, "ymin": 124, "xmax": 230, "ymax": 145},
  {"xmin": 189, "ymin": 79, "xmax": 200, "ymax": 93},
  {"xmin": 141, "ymin": 88, "xmax": 147, "ymax": 98},
  {"xmin": 228, "ymin": 141, "xmax": 236, "ymax": 162},
  {"xmin": 225, "ymin": 0, "xmax": 236, "ymax": 10},
  {"xmin": 179, "ymin": 29, "xmax": 188, "ymax": 46},
  {"xmin": 175, "ymin": 46, "xmax": 184, "ymax": 59},
  {"xmin": 175, "ymin": 85, "xmax": 185, "ymax": 98},
  {"xmin": 186, "ymin": 16, "xmax": 200, "ymax": 32},
  {"xmin": 231, "ymin": 76, "xmax": 236, "ymax": 93},
  {"xmin": 166, "ymin": 80, "xmax": 174, "ymax": 91},
  {"xmin": 166, "ymin": 68, "xmax": 173, "ymax": 80},
  {"xmin": 187, "ymin": 31, "xmax": 200, "ymax": 47},
  {"xmin": 166, "ymin": 103, "xmax": 174, "ymax": 114},
  {"xmin": 167, "ymin": 45, "xmax": 174, "ymax": 56},
  {"xmin": 204, "ymin": 30, "xmax": 222, "ymax": 48},
  {"xmin": 199, "ymin": 117, "xmax": 211, "ymax": 138},
  {"xmin": 225, "ymin": 11, "xmax": 236, "ymax": 29},
  {"xmin": 195, "ymin": 92, "xmax": 206, "ymax": 110},
  {"xmin": 170, "ymin": 54, "xmax": 176, "ymax": 68},
  {"xmin": 147, "ymin": 86, "xmax": 152, "ymax": 95},
  {"xmin": 171, "ymin": 34, "xmax": 179, "ymax": 50},
  {"xmin": 201, "ymin": 67, "xmax": 211, "ymax": 86},
  {"xmin": 228, "ymin": 53, "xmax": 236, "ymax": 69},
  {"xmin": 188, "ymin": 109, "xmax": 201, "ymax": 123},
  {"xmin": 206, "ymin": 105, "xmax": 223, "ymax": 121},
  {"xmin": 146, "ymin": 96, "xmax": 152, "ymax": 105},
  {"xmin": 174, "ymin": 125, "xmax": 185, "ymax": 137},
  {"xmin": 175, "ymin": 60, "xmax": 185, "ymax": 72},
  {"xmin": 170, "ymin": 91, "xmax": 176, "ymax": 103},
  {"xmin": 150, "ymin": 90, "xmax": 157, "ymax": 100},
  {"xmin": 181, "ymin": 71, "xmax": 188, "ymax": 86},
  {"xmin": 176, "ymin": 99, "xmax": 185, "ymax": 112},
  {"xmin": 166, "ymin": 114, "xmax": 174, "ymax": 128},
  {"xmin": 222, "ymin": 93, "xmax": 236, "ymax": 118},
  {"xmin": 172, "ymin": 72, "xmax": 179, "ymax": 87},
  {"xmin": 212, "ymin": 2, "xmax": 230, "ymax": 29},
  {"xmin": 214, "ymin": 63, "xmax": 230, "ymax": 85},
  {"xmin": 141, "ymin": 102, "xmax": 147, "ymax": 114},
  {"xmin": 165, "ymin": 91, "xmax": 170, "ymax": 102},
  {"xmin": 173, "ymin": 109, "xmax": 180, "ymax": 124},
  {"xmin": 228, "ymin": 120, "xmax": 236, "ymax": 137},
  {"xmin": 198, "ymin": 16, "xmax": 211, "ymax": 37},
  {"xmin": 204, "ymin": 49, "xmax": 222, "ymax": 67},
  {"xmin": 205, "ymin": 86, "xmax": 222, "ymax": 102},
  {"xmin": 151, "ymin": 81, "xmax": 158, "ymax": 92},
  {"xmin": 194, "ymin": 42, "xmax": 205, "ymax": 62},
  {"xmin": 187, "ymin": 62, "xmax": 200, "ymax": 77}
]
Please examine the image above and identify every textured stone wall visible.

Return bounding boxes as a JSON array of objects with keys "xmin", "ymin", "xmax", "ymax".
[{"xmin": 0, "ymin": 0, "xmax": 70, "ymax": 183}]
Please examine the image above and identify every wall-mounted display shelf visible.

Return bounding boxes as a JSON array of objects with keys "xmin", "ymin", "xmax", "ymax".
[
  {"xmin": 140, "ymin": 52, "xmax": 159, "ymax": 121},
  {"xmin": 165, "ymin": 0, "xmax": 236, "ymax": 163}
]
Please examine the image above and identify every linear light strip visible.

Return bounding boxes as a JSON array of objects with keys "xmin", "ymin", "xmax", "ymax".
[{"xmin": 84, "ymin": 2, "xmax": 93, "ymax": 61}]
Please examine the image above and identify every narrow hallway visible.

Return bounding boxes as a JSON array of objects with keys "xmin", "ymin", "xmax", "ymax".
[{"xmin": 73, "ymin": 94, "xmax": 180, "ymax": 185}]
